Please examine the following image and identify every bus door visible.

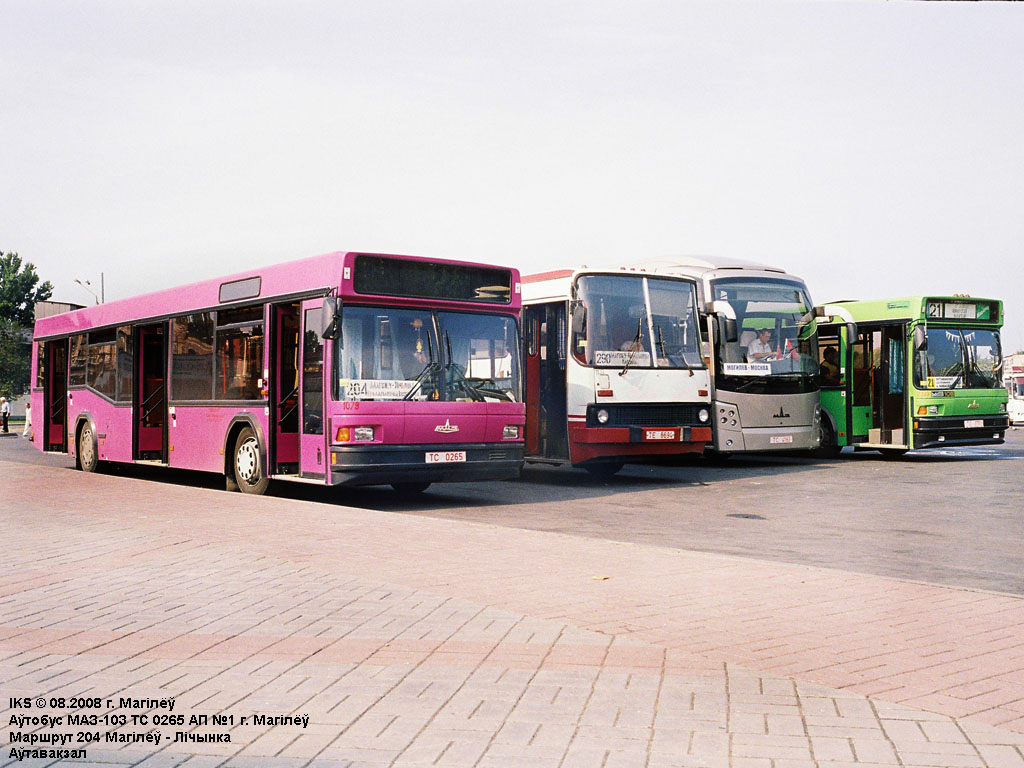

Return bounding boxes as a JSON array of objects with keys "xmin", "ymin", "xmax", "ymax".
[
  {"xmin": 524, "ymin": 302, "xmax": 568, "ymax": 460},
  {"xmin": 299, "ymin": 299, "xmax": 326, "ymax": 479},
  {"xmin": 43, "ymin": 339, "xmax": 68, "ymax": 452},
  {"xmin": 524, "ymin": 306, "xmax": 542, "ymax": 455},
  {"xmin": 135, "ymin": 323, "xmax": 167, "ymax": 461},
  {"xmin": 271, "ymin": 302, "xmax": 301, "ymax": 474},
  {"xmin": 860, "ymin": 325, "xmax": 908, "ymax": 446},
  {"xmin": 849, "ymin": 330, "xmax": 872, "ymax": 442},
  {"xmin": 877, "ymin": 325, "xmax": 908, "ymax": 445}
]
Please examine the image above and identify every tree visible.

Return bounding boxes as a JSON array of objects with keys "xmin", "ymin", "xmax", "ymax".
[
  {"xmin": 0, "ymin": 318, "xmax": 31, "ymax": 400},
  {"xmin": 1, "ymin": 251, "xmax": 53, "ymax": 325},
  {"xmin": 0, "ymin": 251, "xmax": 52, "ymax": 399}
]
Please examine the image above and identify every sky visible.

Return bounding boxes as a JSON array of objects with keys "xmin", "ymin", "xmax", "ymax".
[{"xmin": 3, "ymin": 0, "xmax": 1023, "ymax": 351}]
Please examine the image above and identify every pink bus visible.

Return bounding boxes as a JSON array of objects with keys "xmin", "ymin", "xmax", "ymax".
[{"xmin": 31, "ymin": 252, "xmax": 525, "ymax": 495}]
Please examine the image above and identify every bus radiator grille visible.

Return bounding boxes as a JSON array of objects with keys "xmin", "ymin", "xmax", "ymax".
[{"xmin": 586, "ymin": 404, "xmax": 702, "ymax": 428}]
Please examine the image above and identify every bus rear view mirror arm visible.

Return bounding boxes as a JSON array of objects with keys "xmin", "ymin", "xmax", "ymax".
[
  {"xmin": 321, "ymin": 297, "xmax": 341, "ymax": 339},
  {"xmin": 708, "ymin": 300, "xmax": 738, "ymax": 343},
  {"xmin": 816, "ymin": 304, "xmax": 858, "ymax": 343},
  {"xmin": 570, "ymin": 300, "xmax": 586, "ymax": 335}
]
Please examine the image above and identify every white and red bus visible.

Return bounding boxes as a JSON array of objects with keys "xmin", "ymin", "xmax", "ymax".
[
  {"xmin": 31, "ymin": 252, "xmax": 524, "ymax": 494},
  {"xmin": 522, "ymin": 266, "xmax": 712, "ymax": 477}
]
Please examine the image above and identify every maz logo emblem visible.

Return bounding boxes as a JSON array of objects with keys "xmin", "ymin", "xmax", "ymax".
[
  {"xmin": 435, "ymin": 419, "xmax": 459, "ymax": 434},
  {"xmin": 772, "ymin": 406, "xmax": 791, "ymax": 419},
  {"xmin": 967, "ymin": 400, "xmax": 980, "ymax": 409}
]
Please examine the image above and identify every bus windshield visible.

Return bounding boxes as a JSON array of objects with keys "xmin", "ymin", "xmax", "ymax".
[
  {"xmin": 336, "ymin": 306, "xmax": 521, "ymax": 402},
  {"xmin": 710, "ymin": 277, "xmax": 818, "ymax": 393},
  {"xmin": 573, "ymin": 274, "xmax": 703, "ymax": 370},
  {"xmin": 914, "ymin": 326, "xmax": 1002, "ymax": 390}
]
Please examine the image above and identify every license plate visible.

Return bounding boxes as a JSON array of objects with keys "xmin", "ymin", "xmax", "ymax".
[
  {"xmin": 644, "ymin": 429, "xmax": 677, "ymax": 441},
  {"xmin": 770, "ymin": 435, "xmax": 794, "ymax": 444},
  {"xmin": 425, "ymin": 450, "xmax": 467, "ymax": 464},
  {"xmin": 964, "ymin": 419, "xmax": 984, "ymax": 429}
]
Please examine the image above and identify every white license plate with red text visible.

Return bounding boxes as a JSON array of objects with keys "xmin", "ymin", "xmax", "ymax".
[
  {"xmin": 770, "ymin": 435, "xmax": 794, "ymax": 444},
  {"xmin": 425, "ymin": 450, "xmax": 467, "ymax": 464}
]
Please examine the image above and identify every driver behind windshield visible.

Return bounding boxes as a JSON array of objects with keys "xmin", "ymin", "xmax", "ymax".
[{"xmin": 747, "ymin": 328, "xmax": 775, "ymax": 361}]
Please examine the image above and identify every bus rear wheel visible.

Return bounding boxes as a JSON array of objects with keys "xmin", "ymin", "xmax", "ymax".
[
  {"xmin": 78, "ymin": 424, "xmax": 99, "ymax": 473},
  {"xmin": 233, "ymin": 427, "xmax": 269, "ymax": 495}
]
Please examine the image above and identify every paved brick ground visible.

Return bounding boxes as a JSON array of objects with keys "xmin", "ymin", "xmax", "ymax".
[{"xmin": 2, "ymin": 458, "xmax": 1024, "ymax": 767}]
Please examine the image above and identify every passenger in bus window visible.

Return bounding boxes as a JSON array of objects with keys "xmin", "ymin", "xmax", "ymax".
[
  {"xmin": 819, "ymin": 346, "xmax": 840, "ymax": 385},
  {"xmin": 747, "ymin": 328, "xmax": 775, "ymax": 361},
  {"xmin": 393, "ymin": 317, "xmax": 429, "ymax": 376}
]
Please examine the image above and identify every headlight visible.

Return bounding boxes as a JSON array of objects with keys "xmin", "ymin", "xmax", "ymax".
[
  {"xmin": 353, "ymin": 426, "xmax": 375, "ymax": 442},
  {"xmin": 503, "ymin": 425, "xmax": 520, "ymax": 439},
  {"xmin": 698, "ymin": 408, "xmax": 710, "ymax": 423},
  {"xmin": 596, "ymin": 408, "xmax": 610, "ymax": 424}
]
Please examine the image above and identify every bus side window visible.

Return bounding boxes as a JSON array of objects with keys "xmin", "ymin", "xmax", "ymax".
[
  {"xmin": 818, "ymin": 328, "xmax": 840, "ymax": 386},
  {"xmin": 69, "ymin": 334, "xmax": 87, "ymax": 387}
]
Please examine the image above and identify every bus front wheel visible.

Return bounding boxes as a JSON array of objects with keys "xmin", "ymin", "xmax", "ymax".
[
  {"xmin": 233, "ymin": 427, "xmax": 269, "ymax": 495},
  {"xmin": 78, "ymin": 424, "xmax": 99, "ymax": 473},
  {"xmin": 879, "ymin": 448, "xmax": 908, "ymax": 460},
  {"xmin": 813, "ymin": 419, "xmax": 842, "ymax": 459},
  {"xmin": 392, "ymin": 482, "xmax": 431, "ymax": 495},
  {"xmin": 584, "ymin": 461, "xmax": 624, "ymax": 479}
]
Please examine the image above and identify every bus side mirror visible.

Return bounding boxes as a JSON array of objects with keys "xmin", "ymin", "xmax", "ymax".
[
  {"xmin": 321, "ymin": 297, "xmax": 340, "ymax": 340},
  {"xmin": 718, "ymin": 315, "xmax": 738, "ymax": 343},
  {"xmin": 570, "ymin": 301, "xmax": 586, "ymax": 335},
  {"xmin": 913, "ymin": 325, "xmax": 926, "ymax": 351},
  {"xmin": 707, "ymin": 300, "xmax": 738, "ymax": 342}
]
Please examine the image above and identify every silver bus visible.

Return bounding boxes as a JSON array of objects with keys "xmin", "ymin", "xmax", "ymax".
[{"xmin": 648, "ymin": 257, "xmax": 825, "ymax": 454}]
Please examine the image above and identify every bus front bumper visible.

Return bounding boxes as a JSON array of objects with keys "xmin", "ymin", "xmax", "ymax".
[
  {"xmin": 912, "ymin": 415, "xmax": 1009, "ymax": 449},
  {"xmin": 713, "ymin": 424, "xmax": 820, "ymax": 453},
  {"xmin": 568, "ymin": 424, "xmax": 713, "ymax": 464},
  {"xmin": 327, "ymin": 442, "xmax": 524, "ymax": 486}
]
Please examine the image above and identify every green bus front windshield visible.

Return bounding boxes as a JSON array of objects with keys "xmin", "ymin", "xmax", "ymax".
[
  {"xmin": 335, "ymin": 306, "xmax": 521, "ymax": 402},
  {"xmin": 573, "ymin": 274, "xmax": 703, "ymax": 370},
  {"xmin": 913, "ymin": 326, "xmax": 1002, "ymax": 390},
  {"xmin": 710, "ymin": 278, "xmax": 818, "ymax": 394}
]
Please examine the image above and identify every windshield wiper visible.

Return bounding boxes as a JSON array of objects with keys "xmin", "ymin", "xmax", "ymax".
[
  {"xmin": 732, "ymin": 377, "xmax": 767, "ymax": 393},
  {"xmin": 440, "ymin": 330, "xmax": 485, "ymax": 401},
  {"xmin": 657, "ymin": 324, "xmax": 693, "ymax": 377},
  {"xmin": 618, "ymin": 317, "xmax": 644, "ymax": 377},
  {"xmin": 403, "ymin": 331, "xmax": 438, "ymax": 400},
  {"xmin": 964, "ymin": 342, "xmax": 991, "ymax": 387},
  {"xmin": 403, "ymin": 361, "xmax": 442, "ymax": 400}
]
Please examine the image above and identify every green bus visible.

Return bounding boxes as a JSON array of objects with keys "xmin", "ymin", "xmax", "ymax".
[{"xmin": 815, "ymin": 296, "xmax": 1009, "ymax": 457}]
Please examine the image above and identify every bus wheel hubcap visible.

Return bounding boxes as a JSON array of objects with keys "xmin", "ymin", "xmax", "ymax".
[
  {"xmin": 81, "ymin": 431, "xmax": 93, "ymax": 464},
  {"xmin": 236, "ymin": 438, "xmax": 259, "ymax": 482}
]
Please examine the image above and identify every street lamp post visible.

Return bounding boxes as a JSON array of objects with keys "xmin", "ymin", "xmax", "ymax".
[{"xmin": 74, "ymin": 273, "xmax": 104, "ymax": 304}]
